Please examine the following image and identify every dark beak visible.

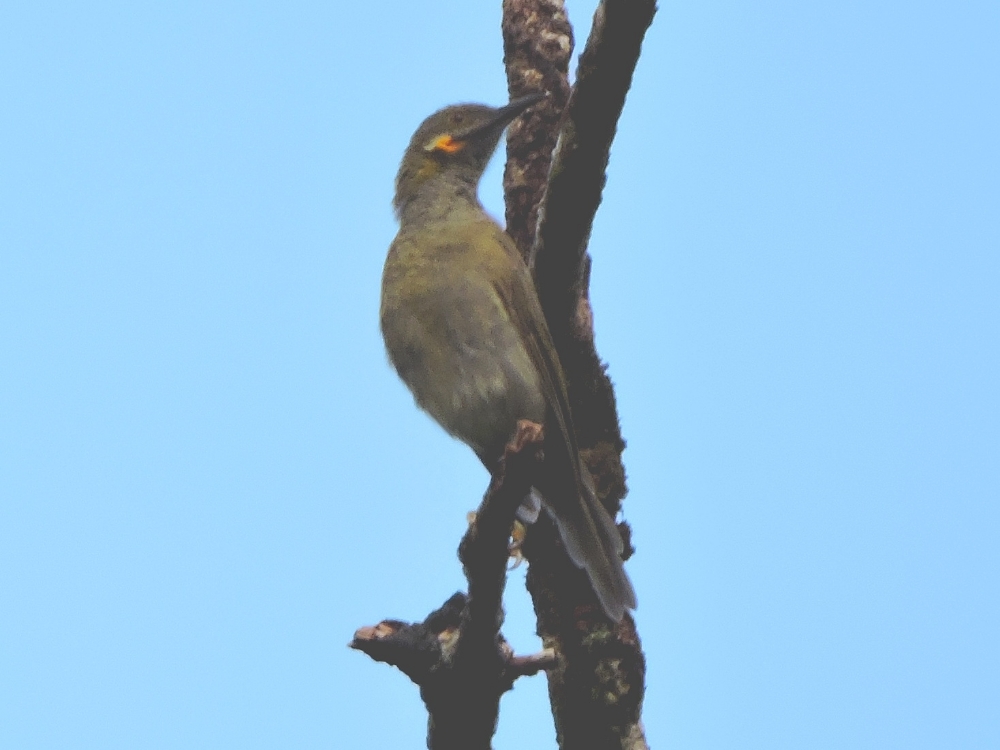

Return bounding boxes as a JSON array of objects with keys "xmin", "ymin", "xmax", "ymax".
[
  {"xmin": 458, "ymin": 92, "xmax": 546, "ymax": 141},
  {"xmin": 493, "ymin": 92, "xmax": 547, "ymax": 123}
]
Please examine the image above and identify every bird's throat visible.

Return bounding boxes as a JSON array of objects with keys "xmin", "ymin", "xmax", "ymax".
[{"xmin": 394, "ymin": 166, "xmax": 483, "ymax": 226}]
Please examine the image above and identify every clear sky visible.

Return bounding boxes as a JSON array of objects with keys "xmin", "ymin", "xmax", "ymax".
[{"xmin": 2, "ymin": 1, "xmax": 998, "ymax": 748}]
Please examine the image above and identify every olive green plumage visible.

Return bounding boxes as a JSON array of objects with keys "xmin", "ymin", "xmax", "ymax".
[{"xmin": 380, "ymin": 95, "xmax": 636, "ymax": 621}]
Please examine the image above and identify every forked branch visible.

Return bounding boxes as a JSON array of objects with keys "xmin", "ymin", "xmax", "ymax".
[{"xmin": 351, "ymin": 426, "xmax": 546, "ymax": 749}]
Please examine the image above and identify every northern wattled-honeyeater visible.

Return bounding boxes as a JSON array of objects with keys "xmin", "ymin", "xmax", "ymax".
[{"xmin": 380, "ymin": 94, "xmax": 636, "ymax": 621}]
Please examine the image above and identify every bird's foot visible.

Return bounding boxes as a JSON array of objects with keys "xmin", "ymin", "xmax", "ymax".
[
  {"xmin": 469, "ymin": 511, "xmax": 528, "ymax": 568},
  {"xmin": 506, "ymin": 419, "xmax": 544, "ymax": 457},
  {"xmin": 508, "ymin": 520, "xmax": 527, "ymax": 568}
]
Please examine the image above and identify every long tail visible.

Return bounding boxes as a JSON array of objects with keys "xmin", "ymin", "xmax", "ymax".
[{"xmin": 535, "ymin": 442, "xmax": 637, "ymax": 621}]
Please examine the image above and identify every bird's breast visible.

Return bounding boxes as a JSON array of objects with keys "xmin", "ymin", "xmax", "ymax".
[{"xmin": 381, "ymin": 224, "xmax": 545, "ymax": 461}]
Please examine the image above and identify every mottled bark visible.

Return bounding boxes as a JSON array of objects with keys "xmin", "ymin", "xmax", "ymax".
[
  {"xmin": 503, "ymin": 0, "xmax": 657, "ymax": 747},
  {"xmin": 351, "ymin": 429, "xmax": 546, "ymax": 750},
  {"xmin": 502, "ymin": 0, "xmax": 573, "ymax": 261}
]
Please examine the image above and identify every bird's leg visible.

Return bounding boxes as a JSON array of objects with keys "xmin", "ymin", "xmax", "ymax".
[
  {"xmin": 467, "ymin": 421, "xmax": 546, "ymax": 562},
  {"xmin": 503, "ymin": 420, "xmax": 545, "ymax": 563},
  {"xmin": 509, "ymin": 520, "xmax": 527, "ymax": 568}
]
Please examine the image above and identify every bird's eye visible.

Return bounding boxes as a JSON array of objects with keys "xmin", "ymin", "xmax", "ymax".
[{"xmin": 452, "ymin": 114, "xmax": 464, "ymax": 125}]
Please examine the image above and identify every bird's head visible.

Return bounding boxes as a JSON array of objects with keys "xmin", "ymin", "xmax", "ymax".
[{"xmin": 393, "ymin": 93, "xmax": 544, "ymax": 217}]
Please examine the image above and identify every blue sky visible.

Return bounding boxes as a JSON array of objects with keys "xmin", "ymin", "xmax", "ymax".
[{"xmin": 2, "ymin": 1, "xmax": 998, "ymax": 748}]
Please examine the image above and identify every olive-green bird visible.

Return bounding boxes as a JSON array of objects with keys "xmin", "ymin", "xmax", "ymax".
[{"xmin": 380, "ymin": 94, "xmax": 636, "ymax": 621}]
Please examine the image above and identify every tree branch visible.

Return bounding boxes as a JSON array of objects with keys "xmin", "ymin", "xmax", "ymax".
[
  {"xmin": 350, "ymin": 426, "xmax": 546, "ymax": 749},
  {"xmin": 502, "ymin": 0, "xmax": 574, "ymax": 261},
  {"xmin": 504, "ymin": 1, "xmax": 656, "ymax": 747},
  {"xmin": 533, "ymin": 0, "xmax": 657, "ymax": 344}
]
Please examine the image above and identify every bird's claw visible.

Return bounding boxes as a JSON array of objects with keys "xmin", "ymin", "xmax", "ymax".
[{"xmin": 506, "ymin": 419, "xmax": 544, "ymax": 457}]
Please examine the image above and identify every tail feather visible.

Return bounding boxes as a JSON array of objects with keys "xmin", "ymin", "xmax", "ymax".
[{"xmin": 536, "ymin": 458, "xmax": 636, "ymax": 622}]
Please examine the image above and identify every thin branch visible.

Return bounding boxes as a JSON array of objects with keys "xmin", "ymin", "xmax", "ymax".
[
  {"xmin": 532, "ymin": 0, "xmax": 658, "ymax": 333},
  {"xmin": 350, "ymin": 427, "xmax": 546, "ymax": 750},
  {"xmin": 350, "ymin": 597, "xmax": 464, "ymax": 685},
  {"xmin": 508, "ymin": 648, "xmax": 558, "ymax": 677},
  {"xmin": 457, "ymin": 421, "xmax": 542, "ymax": 655}
]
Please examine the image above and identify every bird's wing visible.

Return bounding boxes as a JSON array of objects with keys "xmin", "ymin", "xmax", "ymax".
[{"xmin": 488, "ymin": 225, "xmax": 636, "ymax": 619}]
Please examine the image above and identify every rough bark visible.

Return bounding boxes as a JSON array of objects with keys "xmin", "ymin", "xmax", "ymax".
[
  {"xmin": 503, "ymin": 0, "xmax": 657, "ymax": 747},
  {"xmin": 502, "ymin": 0, "xmax": 574, "ymax": 261},
  {"xmin": 351, "ymin": 428, "xmax": 548, "ymax": 750}
]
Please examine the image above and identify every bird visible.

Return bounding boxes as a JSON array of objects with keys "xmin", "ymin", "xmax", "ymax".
[{"xmin": 379, "ymin": 94, "xmax": 636, "ymax": 622}]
